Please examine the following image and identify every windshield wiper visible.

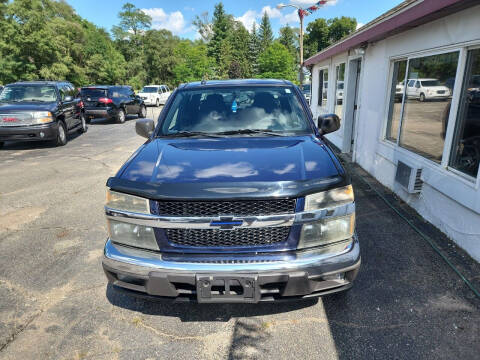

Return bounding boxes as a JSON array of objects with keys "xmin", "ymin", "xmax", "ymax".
[
  {"xmin": 161, "ymin": 131, "xmax": 223, "ymax": 138},
  {"xmin": 215, "ymin": 129, "xmax": 284, "ymax": 137}
]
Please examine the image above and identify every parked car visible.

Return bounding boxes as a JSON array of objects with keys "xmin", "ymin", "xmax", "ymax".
[
  {"xmin": 406, "ymin": 78, "xmax": 451, "ymax": 101},
  {"xmin": 102, "ymin": 79, "xmax": 360, "ymax": 303},
  {"xmin": 395, "ymin": 80, "xmax": 405, "ymax": 102},
  {"xmin": 336, "ymin": 81, "xmax": 344, "ymax": 104},
  {"xmin": 0, "ymin": 81, "xmax": 87, "ymax": 148},
  {"xmin": 302, "ymin": 83, "xmax": 311, "ymax": 104},
  {"xmin": 80, "ymin": 85, "xmax": 146, "ymax": 124},
  {"xmin": 0, "ymin": 85, "xmax": 3, "ymax": 94},
  {"xmin": 138, "ymin": 85, "xmax": 171, "ymax": 107}
]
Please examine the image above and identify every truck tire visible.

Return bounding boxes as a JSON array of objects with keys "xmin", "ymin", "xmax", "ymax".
[
  {"xmin": 116, "ymin": 108, "xmax": 126, "ymax": 124},
  {"xmin": 138, "ymin": 105, "xmax": 147, "ymax": 118},
  {"xmin": 54, "ymin": 121, "xmax": 68, "ymax": 146},
  {"xmin": 78, "ymin": 113, "xmax": 88, "ymax": 133},
  {"xmin": 155, "ymin": 98, "xmax": 159, "ymax": 107},
  {"xmin": 419, "ymin": 93, "xmax": 426, "ymax": 102}
]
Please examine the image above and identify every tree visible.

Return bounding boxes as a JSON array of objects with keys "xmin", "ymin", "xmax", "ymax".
[
  {"xmin": 304, "ymin": 18, "xmax": 329, "ymax": 59},
  {"xmin": 249, "ymin": 22, "xmax": 261, "ymax": 76},
  {"xmin": 173, "ymin": 40, "xmax": 214, "ymax": 84},
  {"xmin": 328, "ymin": 16, "xmax": 357, "ymax": 43},
  {"xmin": 193, "ymin": 12, "xmax": 213, "ymax": 43},
  {"xmin": 258, "ymin": 11, "xmax": 273, "ymax": 53},
  {"xmin": 229, "ymin": 21, "xmax": 251, "ymax": 78},
  {"xmin": 279, "ymin": 25, "xmax": 297, "ymax": 56},
  {"xmin": 257, "ymin": 42, "xmax": 296, "ymax": 82},
  {"xmin": 112, "ymin": 2, "xmax": 151, "ymax": 39}
]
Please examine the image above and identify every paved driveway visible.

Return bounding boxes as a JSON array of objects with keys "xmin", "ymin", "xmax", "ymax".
[{"xmin": 0, "ymin": 107, "xmax": 479, "ymax": 359}]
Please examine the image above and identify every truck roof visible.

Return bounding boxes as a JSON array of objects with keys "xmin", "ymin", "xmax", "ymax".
[{"xmin": 180, "ymin": 79, "xmax": 294, "ymax": 89}]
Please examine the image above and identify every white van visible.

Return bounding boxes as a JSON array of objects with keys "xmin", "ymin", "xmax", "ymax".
[
  {"xmin": 405, "ymin": 78, "xmax": 451, "ymax": 101},
  {"xmin": 138, "ymin": 85, "xmax": 171, "ymax": 106}
]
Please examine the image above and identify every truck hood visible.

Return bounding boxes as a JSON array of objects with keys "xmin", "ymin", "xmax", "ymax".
[
  {"xmin": 0, "ymin": 102, "xmax": 58, "ymax": 112},
  {"xmin": 109, "ymin": 136, "xmax": 347, "ymax": 200}
]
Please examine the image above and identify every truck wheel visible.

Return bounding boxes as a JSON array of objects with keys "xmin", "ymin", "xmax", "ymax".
[
  {"xmin": 54, "ymin": 121, "xmax": 68, "ymax": 146},
  {"xmin": 78, "ymin": 113, "xmax": 88, "ymax": 133},
  {"xmin": 155, "ymin": 98, "xmax": 159, "ymax": 107},
  {"xmin": 138, "ymin": 105, "xmax": 147, "ymax": 118},
  {"xmin": 419, "ymin": 93, "xmax": 426, "ymax": 102},
  {"xmin": 116, "ymin": 108, "xmax": 126, "ymax": 124}
]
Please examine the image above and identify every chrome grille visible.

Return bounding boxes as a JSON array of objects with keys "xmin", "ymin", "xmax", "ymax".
[
  {"xmin": 155, "ymin": 199, "xmax": 296, "ymax": 217},
  {"xmin": 165, "ymin": 227, "xmax": 291, "ymax": 247},
  {"xmin": 0, "ymin": 113, "xmax": 34, "ymax": 127}
]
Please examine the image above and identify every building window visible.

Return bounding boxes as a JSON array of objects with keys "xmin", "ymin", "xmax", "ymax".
[
  {"xmin": 386, "ymin": 60, "xmax": 407, "ymax": 141},
  {"xmin": 317, "ymin": 68, "xmax": 328, "ymax": 107},
  {"xmin": 449, "ymin": 48, "xmax": 480, "ymax": 178},
  {"xmin": 334, "ymin": 63, "xmax": 345, "ymax": 116}
]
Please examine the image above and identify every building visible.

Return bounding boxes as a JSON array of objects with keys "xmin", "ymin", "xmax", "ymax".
[{"xmin": 305, "ymin": 0, "xmax": 480, "ymax": 261}]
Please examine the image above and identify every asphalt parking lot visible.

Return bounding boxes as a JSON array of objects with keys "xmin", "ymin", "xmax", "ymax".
[{"xmin": 0, "ymin": 106, "xmax": 479, "ymax": 360}]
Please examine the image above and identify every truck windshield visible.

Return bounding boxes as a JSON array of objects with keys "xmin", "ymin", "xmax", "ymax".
[
  {"xmin": 141, "ymin": 87, "xmax": 158, "ymax": 93},
  {"xmin": 159, "ymin": 86, "xmax": 311, "ymax": 136},
  {"xmin": 80, "ymin": 88, "xmax": 107, "ymax": 98},
  {"xmin": 0, "ymin": 85, "xmax": 57, "ymax": 103}
]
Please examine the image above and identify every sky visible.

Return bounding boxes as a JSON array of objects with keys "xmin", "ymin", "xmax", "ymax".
[{"xmin": 69, "ymin": 0, "xmax": 404, "ymax": 40}]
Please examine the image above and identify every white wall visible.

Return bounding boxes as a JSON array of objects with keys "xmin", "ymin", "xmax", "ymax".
[{"xmin": 310, "ymin": 5, "xmax": 480, "ymax": 261}]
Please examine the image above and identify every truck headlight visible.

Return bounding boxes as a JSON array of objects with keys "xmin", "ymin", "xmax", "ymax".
[
  {"xmin": 107, "ymin": 220, "xmax": 159, "ymax": 251},
  {"xmin": 298, "ymin": 214, "xmax": 355, "ymax": 249},
  {"xmin": 105, "ymin": 190, "xmax": 157, "ymax": 250},
  {"xmin": 32, "ymin": 111, "xmax": 53, "ymax": 124},
  {"xmin": 304, "ymin": 185, "xmax": 354, "ymax": 210},
  {"xmin": 106, "ymin": 189, "xmax": 150, "ymax": 214}
]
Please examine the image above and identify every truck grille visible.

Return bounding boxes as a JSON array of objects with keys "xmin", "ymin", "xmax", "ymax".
[
  {"xmin": 155, "ymin": 199, "xmax": 296, "ymax": 217},
  {"xmin": 165, "ymin": 227, "xmax": 291, "ymax": 247}
]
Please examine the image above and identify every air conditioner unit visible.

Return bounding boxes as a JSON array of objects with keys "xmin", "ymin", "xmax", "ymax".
[{"xmin": 395, "ymin": 160, "xmax": 423, "ymax": 194}]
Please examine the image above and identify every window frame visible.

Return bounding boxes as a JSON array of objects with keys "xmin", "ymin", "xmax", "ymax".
[
  {"xmin": 383, "ymin": 46, "xmax": 472, "ymax": 178},
  {"xmin": 333, "ymin": 62, "xmax": 346, "ymax": 118},
  {"xmin": 317, "ymin": 66, "xmax": 329, "ymax": 107}
]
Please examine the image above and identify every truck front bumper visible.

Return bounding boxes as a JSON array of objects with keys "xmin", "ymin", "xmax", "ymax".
[
  {"xmin": 102, "ymin": 236, "xmax": 360, "ymax": 303},
  {"xmin": 0, "ymin": 123, "xmax": 58, "ymax": 142}
]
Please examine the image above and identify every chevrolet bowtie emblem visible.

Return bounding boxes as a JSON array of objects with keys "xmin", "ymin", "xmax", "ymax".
[{"xmin": 210, "ymin": 217, "xmax": 243, "ymax": 230}]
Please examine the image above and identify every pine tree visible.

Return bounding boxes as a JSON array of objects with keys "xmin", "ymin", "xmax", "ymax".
[
  {"xmin": 258, "ymin": 11, "xmax": 273, "ymax": 53},
  {"xmin": 249, "ymin": 22, "xmax": 260, "ymax": 76}
]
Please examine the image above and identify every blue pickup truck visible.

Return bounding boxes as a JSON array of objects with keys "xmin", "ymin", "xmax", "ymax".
[{"xmin": 102, "ymin": 79, "xmax": 360, "ymax": 303}]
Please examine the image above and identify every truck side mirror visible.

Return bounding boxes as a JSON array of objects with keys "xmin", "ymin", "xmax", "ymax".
[
  {"xmin": 317, "ymin": 114, "xmax": 340, "ymax": 135},
  {"xmin": 136, "ymin": 118, "xmax": 155, "ymax": 138}
]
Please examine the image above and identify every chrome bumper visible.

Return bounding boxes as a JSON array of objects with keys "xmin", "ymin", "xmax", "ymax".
[{"xmin": 102, "ymin": 237, "xmax": 360, "ymax": 302}]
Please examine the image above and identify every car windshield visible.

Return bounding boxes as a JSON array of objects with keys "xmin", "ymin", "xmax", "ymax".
[
  {"xmin": 159, "ymin": 86, "xmax": 311, "ymax": 136},
  {"xmin": 337, "ymin": 83, "xmax": 344, "ymax": 90},
  {"xmin": 421, "ymin": 80, "xmax": 441, "ymax": 86},
  {"xmin": 0, "ymin": 85, "xmax": 57, "ymax": 102},
  {"xmin": 80, "ymin": 88, "xmax": 107, "ymax": 98},
  {"xmin": 141, "ymin": 87, "xmax": 158, "ymax": 93}
]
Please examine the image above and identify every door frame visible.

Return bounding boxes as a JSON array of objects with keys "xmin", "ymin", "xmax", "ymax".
[{"xmin": 342, "ymin": 56, "xmax": 363, "ymax": 157}]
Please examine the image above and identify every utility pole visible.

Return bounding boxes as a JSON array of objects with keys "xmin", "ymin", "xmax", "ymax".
[{"xmin": 277, "ymin": 1, "xmax": 330, "ymax": 89}]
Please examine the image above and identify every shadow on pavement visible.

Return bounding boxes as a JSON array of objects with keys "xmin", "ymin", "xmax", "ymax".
[
  {"xmin": 106, "ymin": 284, "xmax": 318, "ymax": 322},
  {"xmin": 0, "ymin": 130, "xmax": 83, "ymax": 150}
]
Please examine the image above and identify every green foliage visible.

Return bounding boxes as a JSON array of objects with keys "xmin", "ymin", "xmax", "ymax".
[
  {"xmin": 0, "ymin": 0, "xmax": 358, "ymax": 89},
  {"xmin": 304, "ymin": 16, "xmax": 357, "ymax": 59},
  {"xmin": 258, "ymin": 11, "xmax": 273, "ymax": 53},
  {"xmin": 257, "ymin": 42, "xmax": 296, "ymax": 82}
]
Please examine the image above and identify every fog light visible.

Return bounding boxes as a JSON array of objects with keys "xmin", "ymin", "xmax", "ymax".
[
  {"xmin": 39, "ymin": 132, "xmax": 45, "ymax": 138},
  {"xmin": 323, "ymin": 273, "xmax": 345, "ymax": 281}
]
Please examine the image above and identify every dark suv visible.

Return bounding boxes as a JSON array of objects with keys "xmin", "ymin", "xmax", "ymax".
[
  {"xmin": 102, "ymin": 79, "xmax": 360, "ymax": 303},
  {"xmin": 0, "ymin": 81, "xmax": 87, "ymax": 148},
  {"xmin": 80, "ymin": 86, "xmax": 146, "ymax": 124}
]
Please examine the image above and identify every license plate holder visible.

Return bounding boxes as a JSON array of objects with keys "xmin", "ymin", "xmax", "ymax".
[{"xmin": 196, "ymin": 274, "xmax": 258, "ymax": 303}]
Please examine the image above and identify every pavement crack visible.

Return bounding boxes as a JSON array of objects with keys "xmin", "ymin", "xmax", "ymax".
[{"xmin": 0, "ymin": 310, "xmax": 43, "ymax": 353}]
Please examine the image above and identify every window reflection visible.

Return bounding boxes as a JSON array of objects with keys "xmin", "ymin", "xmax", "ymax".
[
  {"xmin": 399, "ymin": 52, "xmax": 459, "ymax": 163},
  {"xmin": 335, "ymin": 63, "xmax": 345, "ymax": 117},
  {"xmin": 317, "ymin": 69, "xmax": 328, "ymax": 107},
  {"xmin": 386, "ymin": 60, "xmax": 407, "ymax": 141},
  {"xmin": 449, "ymin": 48, "xmax": 480, "ymax": 178}
]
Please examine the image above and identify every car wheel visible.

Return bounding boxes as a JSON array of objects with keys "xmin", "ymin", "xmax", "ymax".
[
  {"xmin": 78, "ymin": 113, "xmax": 88, "ymax": 133},
  {"xmin": 116, "ymin": 108, "xmax": 126, "ymax": 124},
  {"xmin": 138, "ymin": 105, "xmax": 147, "ymax": 118},
  {"xmin": 155, "ymin": 98, "xmax": 159, "ymax": 107},
  {"xmin": 419, "ymin": 93, "xmax": 426, "ymax": 102},
  {"xmin": 54, "ymin": 121, "xmax": 68, "ymax": 146}
]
